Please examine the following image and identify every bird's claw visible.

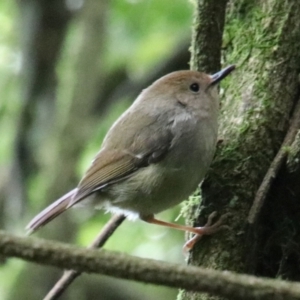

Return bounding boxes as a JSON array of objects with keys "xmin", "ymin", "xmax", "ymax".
[{"xmin": 183, "ymin": 211, "xmax": 230, "ymax": 253}]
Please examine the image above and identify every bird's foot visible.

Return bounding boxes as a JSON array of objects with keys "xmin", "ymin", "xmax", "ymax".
[{"xmin": 183, "ymin": 211, "xmax": 230, "ymax": 252}]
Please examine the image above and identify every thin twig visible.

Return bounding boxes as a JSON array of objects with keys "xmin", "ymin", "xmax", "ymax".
[
  {"xmin": 2, "ymin": 231, "xmax": 300, "ymax": 300},
  {"xmin": 44, "ymin": 214, "xmax": 126, "ymax": 300},
  {"xmin": 248, "ymin": 97, "xmax": 300, "ymax": 224}
]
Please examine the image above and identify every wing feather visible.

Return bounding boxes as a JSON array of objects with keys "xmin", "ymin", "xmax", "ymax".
[
  {"xmin": 70, "ymin": 150, "xmax": 137, "ymax": 204},
  {"xmin": 69, "ymin": 115, "xmax": 174, "ymax": 207}
]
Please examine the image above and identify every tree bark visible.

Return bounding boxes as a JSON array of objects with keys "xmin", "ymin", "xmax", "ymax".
[{"xmin": 181, "ymin": 0, "xmax": 300, "ymax": 299}]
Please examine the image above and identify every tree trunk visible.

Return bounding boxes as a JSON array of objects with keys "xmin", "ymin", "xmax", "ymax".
[{"xmin": 181, "ymin": 0, "xmax": 300, "ymax": 299}]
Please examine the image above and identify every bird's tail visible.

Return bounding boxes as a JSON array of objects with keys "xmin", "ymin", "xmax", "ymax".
[{"xmin": 26, "ymin": 188, "xmax": 77, "ymax": 234}]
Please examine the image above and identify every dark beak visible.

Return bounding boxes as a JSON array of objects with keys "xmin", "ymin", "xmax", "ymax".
[{"xmin": 210, "ymin": 65, "xmax": 235, "ymax": 86}]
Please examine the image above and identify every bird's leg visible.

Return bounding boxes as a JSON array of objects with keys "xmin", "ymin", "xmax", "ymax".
[
  {"xmin": 182, "ymin": 211, "xmax": 228, "ymax": 252},
  {"xmin": 140, "ymin": 212, "xmax": 229, "ymax": 251}
]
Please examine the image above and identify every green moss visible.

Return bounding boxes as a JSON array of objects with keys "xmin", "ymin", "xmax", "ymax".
[
  {"xmin": 228, "ymin": 195, "xmax": 239, "ymax": 208},
  {"xmin": 282, "ymin": 145, "xmax": 292, "ymax": 154},
  {"xmin": 179, "ymin": 188, "xmax": 201, "ymax": 225},
  {"xmin": 177, "ymin": 289, "xmax": 185, "ymax": 300}
]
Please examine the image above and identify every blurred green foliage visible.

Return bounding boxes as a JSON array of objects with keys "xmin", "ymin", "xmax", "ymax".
[
  {"xmin": 107, "ymin": 0, "xmax": 192, "ymax": 75},
  {"xmin": 0, "ymin": 1, "xmax": 20, "ymax": 162},
  {"xmin": 0, "ymin": 0, "xmax": 194, "ymax": 299}
]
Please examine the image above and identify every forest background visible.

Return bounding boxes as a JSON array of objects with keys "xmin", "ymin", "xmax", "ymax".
[{"xmin": 1, "ymin": 1, "xmax": 300, "ymax": 300}]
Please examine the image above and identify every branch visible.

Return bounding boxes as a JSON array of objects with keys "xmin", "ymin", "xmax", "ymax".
[
  {"xmin": 1, "ymin": 231, "xmax": 300, "ymax": 300},
  {"xmin": 248, "ymin": 96, "xmax": 300, "ymax": 224},
  {"xmin": 190, "ymin": 0, "xmax": 229, "ymax": 73},
  {"xmin": 44, "ymin": 214, "xmax": 126, "ymax": 300}
]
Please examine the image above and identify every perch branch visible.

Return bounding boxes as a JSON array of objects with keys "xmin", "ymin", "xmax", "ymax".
[
  {"xmin": 44, "ymin": 214, "xmax": 126, "ymax": 300},
  {"xmin": 1, "ymin": 231, "xmax": 300, "ymax": 300}
]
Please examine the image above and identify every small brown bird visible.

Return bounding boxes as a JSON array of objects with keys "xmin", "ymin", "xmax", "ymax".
[{"xmin": 27, "ymin": 65, "xmax": 235, "ymax": 250}]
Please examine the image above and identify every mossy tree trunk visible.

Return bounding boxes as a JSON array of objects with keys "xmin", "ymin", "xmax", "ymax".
[{"xmin": 181, "ymin": 0, "xmax": 300, "ymax": 299}]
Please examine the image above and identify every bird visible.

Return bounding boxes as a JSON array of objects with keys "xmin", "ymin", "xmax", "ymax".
[{"xmin": 26, "ymin": 65, "xmax": 235, "ymax": 250}]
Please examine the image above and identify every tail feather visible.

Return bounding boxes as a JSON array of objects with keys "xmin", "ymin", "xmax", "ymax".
[{"xmin": 26, "ymin": 188, "xmax": 77, "ymax": 234}]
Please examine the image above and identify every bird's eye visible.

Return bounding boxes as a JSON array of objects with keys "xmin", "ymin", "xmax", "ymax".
[{"xmin": 189, "ymin": 83, "xmax": 200, "ymax": 92}]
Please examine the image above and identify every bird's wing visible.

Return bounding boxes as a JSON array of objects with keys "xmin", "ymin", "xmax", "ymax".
[{"xmin": 69, "ymin": 126, "xmax": 174, "ymax": 207}]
